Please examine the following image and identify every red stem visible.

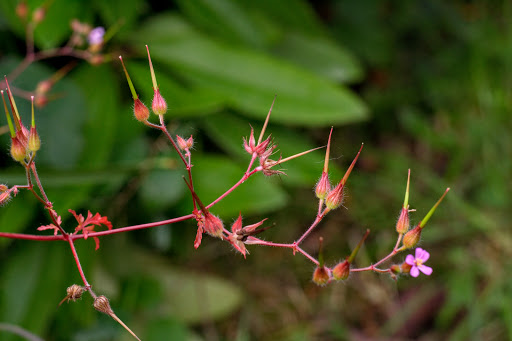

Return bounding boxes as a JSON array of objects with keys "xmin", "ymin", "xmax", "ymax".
[{"xmin": 67, "ymin": 237, "xmax": 90, "ymax": 289}]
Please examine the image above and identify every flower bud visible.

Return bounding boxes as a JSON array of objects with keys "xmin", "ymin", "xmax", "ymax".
[
  {"xmin": 203, "ymin": 213, "xmax": 224, "ymax": 239},
  {"xmin": 312, "ymin": 266, "xmax": 330, "ymax": 286},
  {"xmin": 402, "ymin": 224, "xmax": 422, "ymax": 249},
  {"xmin": 32, "ymin": 7, "xmax": 45, "ymax": 24},
  {"xmin": 151, "ymin": 88, "xmax": 167, "ymax": 115},
  {"xmin": 396, "ymin": 206, "xmax": 410, "ymax": 234},
  {"xmin": 133, "ymin": 98, "xmax": 150, "ymax": 122},
  {"xmin": 0, "ymin": 191, "xmax": 11, "ymax": 206},
  {"xmin": 10, "ymin": 136, "xmax": 27, "ymax": 162},
  {"xmin": 35, "ymin": 95, "xmax": 48, "ymax": 108},
  {"xmin": 16, "ymin": 1, "xmax": 28, "ymax": 19},
  {"xmin": 315, "ymin": 172, "xmax": 331, "ymax": 200},
  {"xmin": 0, "ymin": 184, "xmax": 7, "ymax": 192},
  {"xmin": 28, "ymin": 126, "xmax": 41, "ymax": 152},
  {"xmin": 94, "ymin": 295, "xmax": 114, "ymax": 315},
  {"xmin": 17, "ymin": 126, "xmax": 29, "ymax": 147},
  {"xmin": 36, "ymin": 80, "xmax": 53, "ymax": 95},
  {"xmin": 400, "ymin": 261, "xmax": 412, "ymax": 274},
  {"xmin": 390, "ymin": 264, "xmax": 402, "ymax": 274},
  {"xmin": 324, "ymin": 183, "xmax": 344, "ymax": 210},
  {"xmin": 88, "ymin": 55, "xmax": 104, "ymax": 65},
  {"xmin": 177, "ymin": 135, "xmax": 194, "ymax": 150},
  {"xmin": 332, "ymin": 260, "xmax": 350, "ymax": 280}
]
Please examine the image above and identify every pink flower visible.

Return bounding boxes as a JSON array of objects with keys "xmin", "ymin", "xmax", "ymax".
[{"xmin": 405, "ymin": 248, "xmax": 433, "ymax": 277}]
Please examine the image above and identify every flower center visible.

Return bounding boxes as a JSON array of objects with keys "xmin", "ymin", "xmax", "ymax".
[{"xmin": 415, "ymin": 258, "xmax": 423, "ymax": 266}]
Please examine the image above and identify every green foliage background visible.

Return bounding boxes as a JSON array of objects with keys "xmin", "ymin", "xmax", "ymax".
[{"xmin": 0, "ymin": 0, "xmax": 510, "ymax": 340}]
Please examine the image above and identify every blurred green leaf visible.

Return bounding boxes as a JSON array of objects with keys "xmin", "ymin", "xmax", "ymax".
[
  {"xmin": 145, "ymin": 318, "xmax": 193, "ymax": 341},
  {"xmin": 242, "ymin": 0, "xmax": 326, "ymax": 36},
  {"xmin": 92, "ymin": 0, "xmax": 146, "ymax": 31},
  {"xmin": 139, "ymin": 169, "xmax": 186, "ymax": 214},
  {"xmin": 131, "ymin": 14, "xmax": 368, "ymax": 126},
  {"xmin": 176, "ymin": 0, "xmax": 268, "ymax": 48},
  {"xmin": 102, "ymin": 242, "xmax": 243, "ymax": 324},
  {"xmin": 0, "ymin": 242, "xmax": 68, "ymax": 340},
  {"xmin": 272, "ymin": 32, "xmax": 363, "ymax": 83}
]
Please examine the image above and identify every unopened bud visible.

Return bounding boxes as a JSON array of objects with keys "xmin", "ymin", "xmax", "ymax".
[
  {"xmin": 0, "ymin": 184, "xmax": 7, "ymax": 192},
  {"xmin": 402, "ymin": 224, "xmax": 422, "ymax": 249},
  {"xmin": 177, "ymin": 135, "xmax": 194, "ymax": 150},
  {"xmin": 312, "ymin": 266, "xmax": 330, "ymax": 286},
  {"xmin": 32, "ymin": 7, "xmax": 45, "ymax": 24},
  {"xmin": 71, "ymin": 20, "xmax": 91, "ymax": 35},
  {"xmin": 390, "ymin": 264, "xmax": 401, "ymax": 274},
  {"xmin": 151, "ymin": 88, "xmax": 167, "ymax": 115},
  {"xmin": 88, "ymin": 54, "xmax": 104, "ymax": 65},
  {"xmin": 332, "ymin": 260, "xmax": 350, "ymax": 280},
  {"xmin": 315, "ymin": 172, "xmax": 331, "ymax": 200},
  {"xmin": 203, "ymin": 213, "xmax": 224, "ymax": 239},
  {"xmin": 35, "ymin": 95, "xmax": 48, "ymax": 108},
  {"xmin": 28, "ymin": 127, "xmax": 41, "ymax": 152},
  {"xmin": 11, "ymin": 136, "xmax": 27, "ymax": 162},
  {"xmin": 94, "ymin": 295, "xmax": 114, "ymax": 315},
  {"xmin": 396, "ymin": 206, "xmax": 410, "ymax": 234},
  {"xmin": 0, "ymin": 191, "xmax": 11, "ymax": 206},
  {"xmin": 17, "ymin": 126, "xmax": 29, "ymax": 147},
  {"xmin": 133, "ymin": 98, "xmax": 150, "ymax": 121},
  {"xmin": 400, "ymin": 261, "xmax": 412, "ymax": 273},
  {"xmin": 324, "ymin": 183, "xmax": 344, "ymax": 210},
  {"xmin": 16, "ymin": 1, "xmax": 28, "ymax": 19},
  {"xmin": 36, "ymin": 80, "xmax": 53, "ymax": 95}
]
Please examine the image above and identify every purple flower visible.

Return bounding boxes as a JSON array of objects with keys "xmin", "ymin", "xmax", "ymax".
[
  {"xmin": 88, "ymin": 27, "xmax": 105, "ymax": 45},
  {"xmin": 405, "ymin": 247, "xmax": 433, "ymax": 277}
]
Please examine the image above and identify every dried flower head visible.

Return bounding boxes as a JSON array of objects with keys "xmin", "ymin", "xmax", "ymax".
[{"xmin": 59, "ymin": 284, "xmax": 85, "ymax": 306}]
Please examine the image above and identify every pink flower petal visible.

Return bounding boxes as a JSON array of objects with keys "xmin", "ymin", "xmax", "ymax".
[
  {"xmin": 418, "ymin": 265, "xmax": 433, "ymax": 276},
  {"xmin": 410, "ymin": 266, "xmax": 420, "ymax": 277},
  {"xmin": 419, "ymin": 250, "xmax": 430, "ymax": 262},
  {"xmin": 415, "ymin": 247, "xmax": 424, "ymax": 259},
  {"xmin": 405, "ymin": 254, "xmax": 415, "ymax": 265}
]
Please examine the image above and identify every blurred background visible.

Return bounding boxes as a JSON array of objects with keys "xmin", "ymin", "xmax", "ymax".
[{"xmin": 0, "ymin": 0, "xmax": 510, "ymax": 340}]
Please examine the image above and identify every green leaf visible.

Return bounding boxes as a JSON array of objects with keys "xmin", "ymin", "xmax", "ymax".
[
  {"xmin": 272, "ymin": 32, "xmax": 364, "ymax": 83},
  {"xmin": 73, "ymin": 63, "xmax": 120, "ymax": 168},
  {"xmin": 101, "ymin": 242, "xmax": 244, "ymax": 324},
  {"xmin": 0, "ymin": 242, "xmax": 68, "ymax": 340},
  {"xmin": 139, "ymin": 168, "xmax": 187, "ymax": 214},
  {"xmin": 242, "ymin": 0, "xmax": 326, "ymax": 36},
  {"xmin": 93, "ymin": 0, "xmax": 146, "ymax": 31},
  {"xmin": 130, "ymin": 14, "xmax": 368, "ymax": 126},
  {"xmin": 176, "ymin": 0, "xmax": 269, "ymax": 48},
  {"xmin": 145, "ymin": 318, "xmax": 193, "ymax": 341}
]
